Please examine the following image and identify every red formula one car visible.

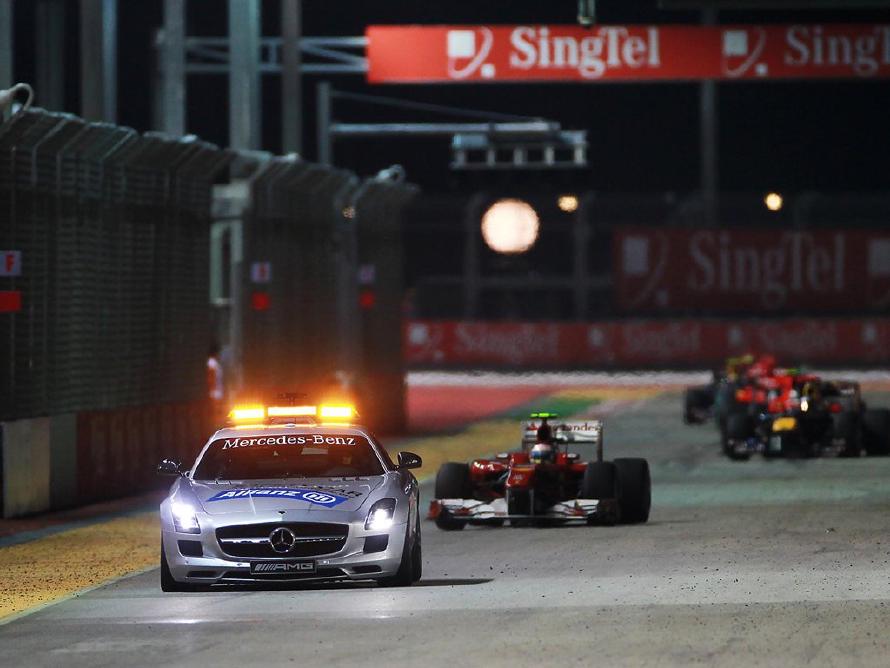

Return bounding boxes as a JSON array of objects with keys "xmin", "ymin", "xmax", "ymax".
[{"xmin": 429, "ymin": 413, "xmax": 651, "ymax": 529}]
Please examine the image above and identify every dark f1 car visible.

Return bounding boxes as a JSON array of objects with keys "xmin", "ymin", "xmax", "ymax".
[
  {"xmin": 724, "ymin": 378, "xmax": 890, "ymax": 460},
  {"xmin": 683, "ymin": 354, "xmax": 774, "ymax": 430},
  {"xmin": 429, "ymin": 414, "xmax": 651, "ymax": 529}
]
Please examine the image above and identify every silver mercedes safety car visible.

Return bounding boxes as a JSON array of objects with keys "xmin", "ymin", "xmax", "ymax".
[{"xmin": 157, "ymin": 404, "xmax": 422, "ymax": 591}]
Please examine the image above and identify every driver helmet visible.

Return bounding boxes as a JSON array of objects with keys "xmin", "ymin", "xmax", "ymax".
[{"xmin": 530, "ymin": 441, "xmax": 555, "ymax": 464}]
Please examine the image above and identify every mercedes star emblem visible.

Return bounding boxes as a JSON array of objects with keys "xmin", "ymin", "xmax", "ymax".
[{"xmin": 269, "ymin": 527, "xmax": 297, "ymax": 553}]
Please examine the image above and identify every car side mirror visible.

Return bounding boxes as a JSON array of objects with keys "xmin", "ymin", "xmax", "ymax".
[
  {"xmin": 567, "ymin": 452, "xmax": 580, "ymax": 461},
  {"xmin": 496, "ymin": 452, "xmax": 509, "ymax": 460},
  {"xmin": 397, "ymin": 451, "xmax": 422, "ymax": 470},
  {"xmin": 157, "ymin": 459, "xmax": 183, "ymax": 476}
]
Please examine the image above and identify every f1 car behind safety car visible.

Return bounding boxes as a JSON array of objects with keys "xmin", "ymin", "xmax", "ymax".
[
  {"xmin": 429, "ymin": 413, "xmax": 651, "ymax": 528},
  {"xmin": 158, "ymin": 403, "xmax": 422, "ymax": 590}
]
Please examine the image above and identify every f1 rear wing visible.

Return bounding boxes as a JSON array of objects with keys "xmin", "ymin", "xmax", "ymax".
[{"xmin": 521, "ymin": 419, "xmax": 604, "ymax": 461}]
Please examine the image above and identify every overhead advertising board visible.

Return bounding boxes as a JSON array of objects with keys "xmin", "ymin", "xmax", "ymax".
[
  {"xmin": 367, "ymin": 24, "xmax": 890, "ymax": 83},
  {"xmin": 404, "ymin": 319, "xmax": 890, "ymax": 367},
  {"xmin": 613, "ymin": 228, "xmax": 890, "ymax": 314}
]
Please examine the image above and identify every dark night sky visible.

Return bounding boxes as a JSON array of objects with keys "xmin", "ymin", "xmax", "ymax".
[{"xmin": 9, "ymin": 0, "xmax": 890, "ymax": 193}]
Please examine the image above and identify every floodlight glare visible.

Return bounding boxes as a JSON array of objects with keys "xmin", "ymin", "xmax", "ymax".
[
  {"xmin": 481, "ymin": 199, "xmax": 540, "ymax": 254},
  {"xmin": 557, "ymin": 194, "xmax": 579, "ymax": 213},
  {"xmin": 764, "ymin": 192, "xmax": 783, "ymax": 212}
]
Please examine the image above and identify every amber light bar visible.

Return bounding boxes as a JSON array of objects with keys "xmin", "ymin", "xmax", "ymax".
[{"xmin": 267, "ymin": 405, "xmax": 317, "ymax": 417}]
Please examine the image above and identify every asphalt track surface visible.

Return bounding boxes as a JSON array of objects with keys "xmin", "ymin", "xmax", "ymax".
[{"xmin": 3, "ymin": 390, "xmax": 890, "ymax": 667}]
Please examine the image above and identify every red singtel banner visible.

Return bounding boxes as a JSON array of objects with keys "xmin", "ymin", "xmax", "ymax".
[
  {"xmin": 613, "ymin": 228, "xmax": 890, "ymax": 314},
  {"xmin": 367, "ymin": 24, "xmax": 890, "ymax": 83},
  {"xmin": 404, "ymin": 320, "xmax": 890, "ymax": 368}
]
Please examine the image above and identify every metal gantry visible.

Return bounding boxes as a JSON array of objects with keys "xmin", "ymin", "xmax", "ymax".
[
  {"xmin": 1, "ymin": 0, "xmax": 13, "ymax": 92},
  {"xmin": 79, "ymin": 0, "xmax": 117, "ymax": 123},
  {"xmin": 316, "ymin": 87, "xmax": 588, "ymax": 170},
  {"xmin": 155, "ymin": 0, "xmax": 366, "ymax": 151},
  {"xmin": 182, "ymin": 36, "xmax": 368, "ymax": 75}
]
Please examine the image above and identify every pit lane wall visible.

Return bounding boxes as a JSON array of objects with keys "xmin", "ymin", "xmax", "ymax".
[{"xmin": 404, "ymin": 319, "xmax": 890, "ymax": 368}]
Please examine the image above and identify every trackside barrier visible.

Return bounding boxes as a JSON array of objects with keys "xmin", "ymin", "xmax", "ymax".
[
  {"xmin": 75, "ymin": 400, "xmax": 212, "ymax": 505},
  {"xmin": 0, "ymin": 109, "xmax": 231, "ymax": 515},
  {"xmin": 404, "ymin": 319, "xmax": 890, "ymax": 368}
]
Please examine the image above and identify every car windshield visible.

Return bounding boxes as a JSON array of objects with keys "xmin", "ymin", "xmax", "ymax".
[{"xmin": 192, "ymin": 432, "xmax": 385, "ymax": 480}]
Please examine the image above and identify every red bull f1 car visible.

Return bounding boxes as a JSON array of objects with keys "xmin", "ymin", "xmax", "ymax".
[{"xmin": 429, "ymin": 413, "xmax": 651, "ymax": 528}]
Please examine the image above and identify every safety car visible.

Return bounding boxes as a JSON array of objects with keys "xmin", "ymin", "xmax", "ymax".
[{"xmin": 157, "ymin": 403, "xmax": 423, "ymax": 590}]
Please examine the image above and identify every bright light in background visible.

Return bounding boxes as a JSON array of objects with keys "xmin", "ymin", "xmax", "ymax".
[
  {"xmin": 481, "ymin": 199, "xmax": 540, "ymax": 254},
  {"xmin": 764, "ymin": 192, "xmax": 783, "ymax": 212},
  {"xmin": 557, "ymin": 194, "xmax": 579, "ymax": 213}
]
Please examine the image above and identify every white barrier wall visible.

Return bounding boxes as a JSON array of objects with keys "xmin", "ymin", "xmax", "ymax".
[{"xmin": 1, "ymin": 417, "xmax": 51, "ymax": 518}]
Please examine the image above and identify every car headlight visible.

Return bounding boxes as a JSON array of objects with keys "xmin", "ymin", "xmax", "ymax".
[
  {"xmin": 171, "ymin": 501, "xmax": 201, "ymax": 534},
  {"xmin": 365, "ymin": 498, "xmax": 396, "ymax": 531}
]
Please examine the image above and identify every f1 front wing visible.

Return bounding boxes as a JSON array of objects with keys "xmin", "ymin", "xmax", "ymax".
[{"xmin": 428, "ymin": 497, "xmax": 618, "ymax": 524}]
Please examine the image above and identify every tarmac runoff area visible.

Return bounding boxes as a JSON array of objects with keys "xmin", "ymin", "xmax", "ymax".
[{"xmin": 1, "ymin": 381, "xmax": 890, "ymax": 666}]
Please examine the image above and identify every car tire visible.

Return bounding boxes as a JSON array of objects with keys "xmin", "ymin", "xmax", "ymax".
[
  {"xmin": 580, "ymin": 461, "xmax": 617, "ymax": 526},
  {"xmin": 580, "ymin": 461, "xmax": 616, "ymax": 499},
  {"xmin": 833, "ymin": 411, "xmax": 861, "ymax": 457},
  {"xmin": 160, "ymin": 539, "xmax": 194, "ymax": 593},
  {"xmin": 379, "ymin": 521, "xmax": 417, "ymax": 587},
  {"xmin": 435, "ymin": 462, "xmax": 472, "ymax": 499},
  {"xmin": 435, "ymin": 513, "xmax": 465, "ymax": 531},
  {"xmin": 683, "ymin": 387, "xmax": 711, "ymax": 424},
  {"xmin": 434, "ymin": 463, "xmax": 472, "ymax": 530},
  {"xmin": 724, "ymin": 413, "xmax": 751, "ymax": 461},
  {"xmin": 507, "ymin": 489, "xmax": 532, "ymax": 527},
  {"xmin": 863, "ymin": 409, "xmax": 890, "ymax": 456},
  {"xmin": 409, "ymin": 513, "xmax": 422, "ymax": 583},
  {"xmin": 613, "ymin": 458, "xmax": 651, "ymax": 524}
]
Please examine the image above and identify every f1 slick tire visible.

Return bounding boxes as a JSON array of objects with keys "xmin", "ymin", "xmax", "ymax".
[
  {"xmin": 724, "ymin": 413, "xmax": 752, "ymax": 461},
  {"xmin": 580, "ymin": 462, "xmax": 617, "ymax": 526},
  {"xmin": 833, "ymin": 411, "xmax": 861, "ymax": 458},
  {"xmin": 863, "ymin": 409, "xmax": 890, "ymax": 456},
  {"xmin": 434, "ymin": 463, "xmax": 471, "ymax": 531},
  {"xmin": 683, "ymin": 388, "xmax": 711, "ymax": 424},
  {"xmin": 614, "ymin": 458, "xmax": 651, "ymax": 524},
  {"xmin": 507, "ymin": 490, "xmax": 532, "ymax": 527},
  {"xmin": 580, "ymin": 461, "xmax": 616, "ymax": 499}
]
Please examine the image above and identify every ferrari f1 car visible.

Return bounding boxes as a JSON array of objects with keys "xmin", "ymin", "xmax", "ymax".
[
  {"xmin": 157, "ymin": 403, "xmax": 423, "ymax": 590},
  {"xmin": 429, "ymin": 413, "xmax": 651, "ymax": 528}
]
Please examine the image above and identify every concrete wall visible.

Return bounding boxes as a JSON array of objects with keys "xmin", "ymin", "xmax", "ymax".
[
  {"xmin": 1, "ymin": 417, "xmax": 51, "ymax": 518},
  {"xmin": 49, "ymin": 414, "xmax": 78, "ymax": 510}
]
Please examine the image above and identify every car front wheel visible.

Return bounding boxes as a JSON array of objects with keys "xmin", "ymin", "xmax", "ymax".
[
  {"xmin": 379, "ymin": 518, "xmax": 420, "ymax": 587},
  {"xmin": 160, "ymin": 539, "xmax": 196, "ymax": 592}
]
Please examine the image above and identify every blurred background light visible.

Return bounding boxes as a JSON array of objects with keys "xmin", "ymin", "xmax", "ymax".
[
  {"xmin": 557, "ymin": 194, "xmax": 579, "ymax": 213},
  {"xmin": 480, "ymin": 199, "xmax": 540, "ymax": 254},
  {"xmin": 764, "ymin": 192, "xmax": 783, "ymax": 212}
]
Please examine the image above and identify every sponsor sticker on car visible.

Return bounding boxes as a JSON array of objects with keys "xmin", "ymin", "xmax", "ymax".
[
  {"xmin": 250, "ymin": 560, "xmax": 316, "ymax": 575},
  {"xmin": 206, "ymin": 487, "xmax": 348, "ymax": 507}
]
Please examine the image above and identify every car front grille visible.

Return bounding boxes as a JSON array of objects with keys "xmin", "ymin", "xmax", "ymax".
[
  {"xmin": 216, "ymin": 522, "xmax": 349, "ymax": 559},
  {"xmin": 220, "ymin": 567, "xmax": 348, "ymax": 582}
]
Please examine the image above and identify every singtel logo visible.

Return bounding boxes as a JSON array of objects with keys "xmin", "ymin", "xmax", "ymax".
[
  {"xmin": 455, "ymin": 324, "xmax": 560, "ymax": 364},
  {"xmin": 622, "ymin": 323, "xmax": 701, "ymax": 358},
  {"xmin": 784, "ymin": 26, "xmax": 890, "ymax": 77},
  {"xmin": 509, "ymin": 27, "xmax": 661, "ymax": 79},
  {"xmin": 686, "ymin": 231, "xmax": 846, "ymax": 309}
]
